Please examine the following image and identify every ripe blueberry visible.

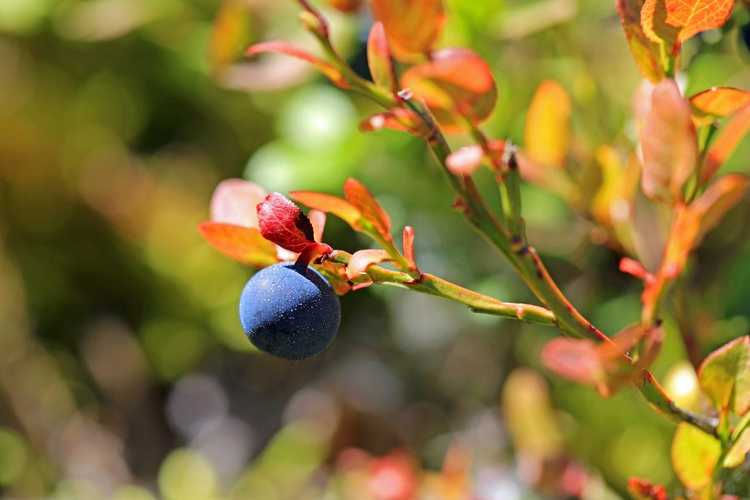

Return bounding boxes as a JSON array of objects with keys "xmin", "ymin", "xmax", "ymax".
[{"xmin": 239, "ymin": 263, "xmax": 341, "ymax": 360}]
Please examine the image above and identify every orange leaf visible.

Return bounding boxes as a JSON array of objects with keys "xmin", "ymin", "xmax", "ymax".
[
  {"xmin": 660, "ymin": 174, "xmax": 748, "ymax": 277},
  {"xmin": 702, "ymin": 104, "xmax": 750, "ymax": 182},
  {"xmin": 370, "ymin": 0, "xmax": 446, "ymax": 60},
  {"xmin": 401, "ymin": 48, "xmax": 497, "ymax": 132},
  {"xmin": 640, "ymin": 79, "xmax": 697, "ymax": 201},
  {"xmin": 691, "ymin": 173, "xmax": 749, "ymax": 241},
  {"xmin": 524, "ymin": 80, "xmax": 571, "ymax": 168},
  {"xmin": 641, "ymin": 0, "xmax": 681, "ymax": 49},
  {"xmin": 690, "ymin": 87, "xmax": 750, "ymax": 122},
  {"xmin": 198, "ymin": 222, "xmax": 278, "ymax": 266},
  {"xmin": 347, "ymin": 249, "xmax": 392, "ymax": 279},
  {"xmin": 616, "ymin": 0, "xmax": 666, "ymax": 82},
  {"xmin": 289, "ymin": 191, "xmax": 362, "ymax": 228},
  {"xmin": 344, "ymin": 178, "xmax": 393, "ymax": 241},
  {"xmin": 367, "ymin": 22, "xmax": 396, "ymax": 93},
  {"xmin": 664, "ymin": 0, "xmax": 736, "ymax": 42},
  {"xmin": 246, "ymin": 41, "xmax": 350, "ymax": 89}
]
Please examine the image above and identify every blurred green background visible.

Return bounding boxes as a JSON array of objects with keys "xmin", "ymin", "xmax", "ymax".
[{"xmin": 2, "ymin": 0, "xmax": 750, "ymax": 498}]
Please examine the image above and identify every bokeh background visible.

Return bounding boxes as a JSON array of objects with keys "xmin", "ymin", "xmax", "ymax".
[{"xmin": 2, "ymin": 0, "xmax": 750, "ymax": 498}]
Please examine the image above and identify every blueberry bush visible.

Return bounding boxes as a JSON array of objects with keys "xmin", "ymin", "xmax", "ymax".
[{"xmin": 200, "ymin": 0, "xmax": 750, "ymax": 498}]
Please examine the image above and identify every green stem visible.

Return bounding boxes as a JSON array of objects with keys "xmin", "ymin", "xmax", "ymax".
[{"xmin": 328, "ymin": 251, "xmax": 557, "ymax": 326}]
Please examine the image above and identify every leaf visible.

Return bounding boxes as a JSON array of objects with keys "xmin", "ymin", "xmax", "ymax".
[
  {"xmin": 664, "ymin": 0, "xmax": 736, "ymax": 43},
  {"xmin": 401, "ymin": 48, "xmax": 497, "ymax": 132},
  {"xmin": 308, "ymin": 209, "xmax": 326, "ymax": 243},
  {"xmin": 592, "ymin": 146, "xmax": 640, "ymax": 227},
  {"xmin": 343, "ymin": 178, "xmax": 392, "ymax": 241},
  {"xmin": 359, "ymin": 108, "xmax": 430, "ymax": 137},
  {"xmin": 367, "ymin": 22, "xmax": 396, "ymax": 93},
  {"xmin": 210, "ymin": 178, "xmax": 267, "ymax": 228},
  {"xmin": 210, "ymin": 0, "xmax": 252, "ymax": 73},
  {"xmin": 702, "ymin": 104, "xmax": 750, "ymax": 182},
  {"xmin": 724, "ymin": 426, "xmax": 750, "ymax": 467},
  {"xmin": 671, "ymin": 422, "xmax": 721, "ymax": 490},
  {"xmin": 524, "ymin": 80, "xmax": 571, "ymax": 168},
  {"xmin": 641, "ymin": 0, "xmax": 681, "ymax": 52},
  {"xmin": 246, "ymin": 42, "xmax": 349, "ymax": 89},
  {"xmin": 691, "ymin": 173, "xmax": 749, "ymax": 241},
  {"xmin": 540, "ymin": 338, "xmax": 605, "ymax": 387},
  {"xmin": 370, "ymin": 0, "xmax": 446, "ymax": 60},
  {"xmin": 198, "ymin": 222, "xmax": 278, "ymax": 266},
  {"xmin": 627, "ymin": 477, "xmax": 669, "ymax": 500},
  {"xmin": 616, "ymin": 0, "xmax": 666, "ymax": 82},
  {"xmin": 640, "ymin": 79, "xmax": 697, "ymax": 201},
  {"xmin": 346, "ymin": 249, "xmax": 392, "ymax": 279},
  {"xmin": 289, "ymin": 191, "xmax": 362, "ymax": 228},
  {"xmin": 698, "ymin": 336, "xmax": 750, "ymax": 416},
  {"xmin": 690, "ymin": 87, "xmax": 750, "ymax": 124},
  {"xmin": 257, "ymin": 192, "xmax": 317, "ymax": 253}
]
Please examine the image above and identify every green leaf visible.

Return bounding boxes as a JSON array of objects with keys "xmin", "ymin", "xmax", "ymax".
[
  {"xmin": 698, "ymin": 336, "xmax": 750, "ymax": 416},
  {"xmin": 671, "ymin": 422, "xmax": 721, "ymax": 490}
]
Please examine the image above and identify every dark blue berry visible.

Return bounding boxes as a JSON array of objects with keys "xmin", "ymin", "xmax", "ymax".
[{"xmin": 239, "ymin": 263, "xmax": 341, "ymax": 360}]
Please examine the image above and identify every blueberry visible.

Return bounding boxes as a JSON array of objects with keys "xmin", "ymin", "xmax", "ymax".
[{"xmin": 239, "ymin": 263, "xmax": 341, "ymax": 360}]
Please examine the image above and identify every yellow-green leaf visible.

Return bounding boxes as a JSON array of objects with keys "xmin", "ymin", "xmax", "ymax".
[
  {"xmin": 698, "ymin": 336, "xmax": 750, "ymax": 416},
  {"xmin": 671, "ymin": 422, "xmax": 721, "ymax": 490}
]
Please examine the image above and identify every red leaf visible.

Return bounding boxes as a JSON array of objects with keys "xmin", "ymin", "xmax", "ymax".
[
  {"xmin": 344, "ymin": 178, "xmax": 393, "ymax": 241},
  {"xmin": 289, "ymin": 191, "xmax": 362, "ymax": 228},
  {"xmin": 702, "ymin": 105, "xmax": 750, "ymax": 182},
  {"xmin": 257, "ymin": 192, "xmax": 317, "ymax": 253},
  {"xmin": 664, "ymin": 0, "xmax": 735, "ymax": 42},
  {"xmin": 401, "ymin": 48, "xmax": 497, "ymax": 132},
  {"xmin": 246, "ymin": 41, "xmax": 349, "ymax": 89},
  {"xmin": 367, "ymin": 22, "xmax": 396, "ymax": 93},
  {"xmin": 346, "ymin": 249, "xmax": 392, "ymax": 279},
  {"xmin": 640, "ymin": 79, "xmax": 697, "ymax": 201},
  {"xmin": 628, "ymin": 477, "xmax": 669, "ymax": 500},
  {"xmin": 690, "ymin": 87, "xmax": 750, "ymax": 123},
  {"xmin": 198, "ymin": 222, "xmax": 278, "ymax": 266},
  {"xmin": 616, "ymin": 0, "xmax": 666, "ymax": 82},
  {"xmin": 370, "ymin": 0, "xmax": 446, "ymax": 60}
]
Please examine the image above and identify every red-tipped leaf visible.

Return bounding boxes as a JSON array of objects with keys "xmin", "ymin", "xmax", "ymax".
[{"xmin": 246, "ymin": 41, "xmax": 349, "ymax": 89}]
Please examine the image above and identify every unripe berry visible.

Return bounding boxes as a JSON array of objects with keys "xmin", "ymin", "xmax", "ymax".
[{"xmin": 239, "ymin": 263, "xmax": 341, "ymax": 360}]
